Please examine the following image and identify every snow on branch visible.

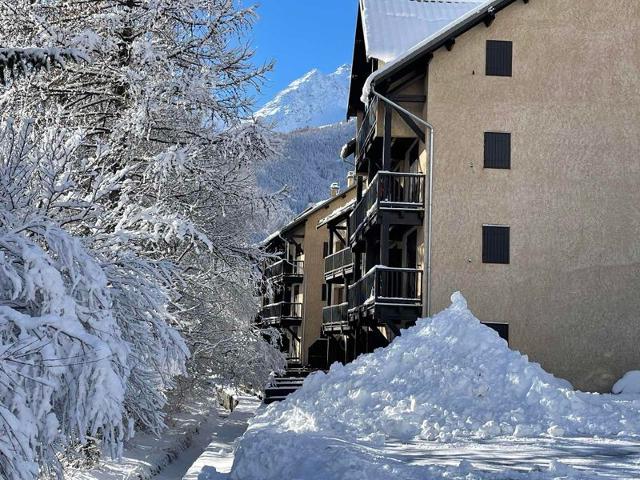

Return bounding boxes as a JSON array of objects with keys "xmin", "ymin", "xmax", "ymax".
[
  {"xmin": 0, "ymin": 47, "xmax": 87, "ymax": 85},
  {"xmin": 0, "ymin": 120, "xmax": 188, "ymax": 479}
]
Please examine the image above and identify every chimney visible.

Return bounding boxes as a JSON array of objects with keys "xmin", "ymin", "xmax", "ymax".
[
  {"xmin": 330, "ymin": 182, "xmax": 340, "ymax": 197},
  {"xmin": 347, "ymin": 171, "xmax": 356, "ymax": 188}
]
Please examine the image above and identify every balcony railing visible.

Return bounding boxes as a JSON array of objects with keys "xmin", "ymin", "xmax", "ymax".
[
  {"xmin": 265, "ymin": 259, "xmax": 304, "ymax": 280},
  {"xmin": 260, "ymin": 302, "xmax": 303, "ymax": 321},
  {"xmin": 356, "ymin": 97, "xmax": 378, "ymax": 160},
  {"xmin": 348, "ymin": 266, "xmax": 422, "ymax": 311},
  {"xmin": 349, "ymin": 171, "xmax": 425, "ymax": 240},
  {"xmin": 322, "ymin": 302, "xmax": 349, "ymax": 325},
  {"xmin": 324, "ymin": 248, "xmax": 354, "ymax": 277}
]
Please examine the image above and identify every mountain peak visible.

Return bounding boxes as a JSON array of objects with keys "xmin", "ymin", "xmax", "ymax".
[{"xmin": 256, "ymin": 65, "xmax": 351, "ymax": 133}]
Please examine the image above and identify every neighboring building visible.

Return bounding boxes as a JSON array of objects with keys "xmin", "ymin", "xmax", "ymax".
[
  {"xmin": 343, "ymin": 0, "xmax": 640, "ymax": 392},
  {"xmin": 258, "ymin": 180, "xmax": 357, "ymax": 369}
]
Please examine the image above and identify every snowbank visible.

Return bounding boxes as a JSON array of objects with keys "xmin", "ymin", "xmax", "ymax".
[
  {"xmin": 613, "ymin": 371, "xmax": 640, "ymax": 395},
  {"xmin": 231, "ymin": 293, "xmax": 640, "ymax": 479}
]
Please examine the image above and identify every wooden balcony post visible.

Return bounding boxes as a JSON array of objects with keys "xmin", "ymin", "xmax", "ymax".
[
  {"xmin": 330, "ymin": 228, "xmax": 335, "ymax": 255},
  {"xmin": 383, "ymin": 102, "xmax": 392, "ymax": 171},
  {"xmin": 380, "ymin": 221, "xmax": 390, "ymax": 267}
]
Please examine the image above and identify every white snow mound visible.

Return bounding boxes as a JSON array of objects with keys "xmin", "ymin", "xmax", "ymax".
[
  {"xmin": 231, "ymin": 293, "xmax": 640, "ymax": 479},
  {"xmin": 613, "ymin": 371, "xmax": 640, "ymax": 395}
]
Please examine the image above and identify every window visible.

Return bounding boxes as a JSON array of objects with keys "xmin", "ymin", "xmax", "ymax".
[
  {"xmin": 484, "ymin": 132, "xmax": 511, "ymax": 169},
  {"xmin": 484, "ymin": 323, "xmax": 509, "ymax": 343},
  {"xmin": 483, "ymin": 226, "xmax": 510, "ymax": 264},
  {"xmin": 321, "ymin": 284, "xmax": 327, "ymax": 302},
  {"xmin": 486, "ymin": 40, "xmax": 512, "ymax": 77},
  {"xmin": 323, "ymin": 242, "xmax": 329, "ymax": 258}
]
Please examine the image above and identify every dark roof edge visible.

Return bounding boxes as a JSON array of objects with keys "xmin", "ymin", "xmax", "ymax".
[{"xmin": 371, "ymin": 0, "xmax": 521, "ymax": 91}]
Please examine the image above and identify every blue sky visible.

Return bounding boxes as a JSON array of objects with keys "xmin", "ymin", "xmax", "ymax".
[{"xmin": 246, "ymin": 0, "xmax": 358, "ymax": 109}]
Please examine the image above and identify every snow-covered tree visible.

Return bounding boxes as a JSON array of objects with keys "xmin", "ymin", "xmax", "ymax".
[
  {"xmin": 0, "ymin": 0, "xmax": 285, "ymax": 477},
  {"xmin": 0, "ymin": 120, "xmax": 189, "ymax": 478}
]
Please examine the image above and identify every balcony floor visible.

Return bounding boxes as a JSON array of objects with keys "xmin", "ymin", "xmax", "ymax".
[
  {"xmin": 261, "ymin": 316, "xmax": 303, "ymax": 328},
  {"xmin": 349, "ymin": 301, "xmax": 421, "ymax": 328},
  {"xmin": 267, "ymin": 273, "xmax": 304, "ymax": 285},
  {"xmin": 351, "ymin": 207, "xmax": 424, "ymax": 249},
  {"xmin": 324, "ymin": 265, "xmax": 354, "ymax": 284},
  {"xmin": 322, "ymin": 320, "xmax": 354, "ymax": 335}
]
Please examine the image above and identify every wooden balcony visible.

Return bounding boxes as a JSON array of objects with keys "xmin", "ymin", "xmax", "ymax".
[
  {"xmin": 349, "ymin": 171, "xmax": 425, "ymax": 246},
  {"xmin": 348, "ymin": 266, "xmax": 422, "ymax": 325},
  {"xmin": 324, "ymin": 248, "xmax": 354, "ymax": 282},
  {"xmin": 259, "ymin": 302, "xmax": 303, "ymax": 327},
  {"xmin": 322, "ymin": 302, "xmax": 350, "ymax": 333},
  {"xmin": 264, "ymin": 259, "xmax": 304, "ymax": 284}
]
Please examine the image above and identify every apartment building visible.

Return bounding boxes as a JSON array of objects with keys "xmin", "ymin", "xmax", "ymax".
[
  {"xmin": 258, "ymin": 181, "xmax": 357, "ymax": 368},
  {"xmin": 342, "ymin": 0, "xmax": 640, "ymax": 392}
]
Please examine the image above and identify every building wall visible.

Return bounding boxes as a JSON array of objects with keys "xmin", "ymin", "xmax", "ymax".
[
  {"xmin": 422, "ymin": 0, "xmax": 640, "ymax": 392},
  {"xmin": 301, "ymin": 187, "xmax": 357, "ymax": 363}
]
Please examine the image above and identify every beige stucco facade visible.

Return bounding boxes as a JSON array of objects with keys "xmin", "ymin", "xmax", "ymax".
[
  {"xmin": 300, "ymin": 187, "xmax": 356, "ymax": 363},
  {"xmin": 399, "ymin": 0, "xmax": 640, "ymax": 392}
]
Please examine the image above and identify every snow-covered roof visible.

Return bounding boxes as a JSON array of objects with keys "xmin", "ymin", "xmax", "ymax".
[
  {"xmin": 317, "ymin": 199, "xmax": 356, "ymax": 228},
  {"xmin": 360, "ymin": 0, "xmax": 485, "ymax": 63},
  {"xmin": 362, "ymin": 0, "xmax": 505, "ymax": 101},
  {"xmin": 261, "ymin": 185, "xmax": 357, "ymax": 246}
]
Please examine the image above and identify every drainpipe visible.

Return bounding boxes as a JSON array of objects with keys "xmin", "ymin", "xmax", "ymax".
[{"xmin": 370, "ymin": 87, "xmax": 435, "ymax": 318}]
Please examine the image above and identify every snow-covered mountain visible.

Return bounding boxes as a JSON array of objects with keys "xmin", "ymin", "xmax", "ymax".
[
  {"xmin": 256, "ymin": 65, "xmax": 355, "ymax": 236},
  {"xmin": 257, "ymin": 65, "xmax": 351, "ymax": 133}
]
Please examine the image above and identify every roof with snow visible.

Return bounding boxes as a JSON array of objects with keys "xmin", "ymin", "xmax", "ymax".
[
  {"xmin": 317, "ymin": 199, "xmax": 355, "ymax": 228},
  {"xmin": 360, "ymin": 0, "xmax": 485, "ymax": 63},
  {"xmin": 365, "ymin": 0, "xmax": 518, "ymax": 95},
  {"xmin": 261, "ymin": 185, "xmax": 357, "ymax": 247},
  {"xmin": 348, "ymin": 0, "xmax": 522, "ymax": 116}
]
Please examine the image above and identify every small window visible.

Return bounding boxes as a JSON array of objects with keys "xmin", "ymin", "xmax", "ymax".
[
  {"xmin": 323, "ymin": 242, "xmax": 329, "ymax": 258},
  {"xmin": 484, "ymin": 132, "xmax": 511, "ymax": 169},
  {"xmin": 321, "ymin": 284, "xmax": 327, "ymax": 302},
  {"xmin": 484, "ymin": 323, "xmax": 509, "ymax": 343},
  {"xmin": 483, "ymin": 226, "xmax": 510, "ymax": 264},
  {"xmin": 486, "ymin": 40, "xmax": 512, "ymax": 77}
]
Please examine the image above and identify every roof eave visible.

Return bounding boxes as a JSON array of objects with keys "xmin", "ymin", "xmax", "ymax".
[{"xmin": 369, "ymin": 0, "xmax": 520, "ymax": 94}]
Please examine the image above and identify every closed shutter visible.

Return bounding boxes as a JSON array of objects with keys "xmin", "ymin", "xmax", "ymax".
[
  {"xmin": 482, "ymin": 226, "xmax": 510, "ymax": 264},
  {"xmin": 484, "ymin": 132, "xmax": 511, "ymax": 169},
  {"xmin": 486, "ymin": 40, "xmax": 512, "ymax": 77}
]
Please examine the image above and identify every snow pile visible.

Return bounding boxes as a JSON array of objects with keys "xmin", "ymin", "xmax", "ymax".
[
  {"xmin": 231, "ymin": 293, "xmax": 640, "ymax": 479},
  {"xmin": 613, "ymin": 371, "xmax": 640, "ymax": 395}
]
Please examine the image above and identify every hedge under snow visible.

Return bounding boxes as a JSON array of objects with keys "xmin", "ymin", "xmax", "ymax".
[{"xmin": 231, "ymin": 293, "xmax": 640, "ymax": 479}]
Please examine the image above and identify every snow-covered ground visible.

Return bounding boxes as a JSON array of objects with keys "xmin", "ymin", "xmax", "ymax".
[
  {"xmin": 68, "ymin": 394, "xmax": 259, "ymax": 480},
  {"xmin": 230, "ymin": 293, "xmax": 640, "ymax": 479},
  {"xmin": 166, "ymin": 395, "xmax": 260, "ymax": 480}
]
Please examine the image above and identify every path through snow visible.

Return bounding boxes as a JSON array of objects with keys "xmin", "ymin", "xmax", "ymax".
[
  {"xmin": 69, "ymin": 394, "xmax": 259, "ymax": 480},
  {"xmin": 168, "ymin": 395, "xmax": 260, "ymax": 480}
]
